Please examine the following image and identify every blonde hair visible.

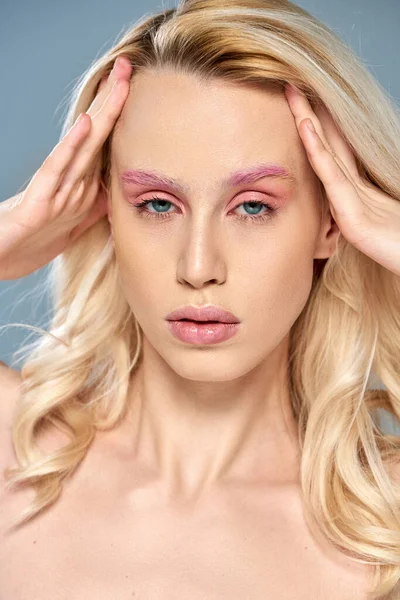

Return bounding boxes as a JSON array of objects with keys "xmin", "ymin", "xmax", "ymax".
[{"xmin": 3, "ymin": 1, "xmax": 400, "ymax": 597}]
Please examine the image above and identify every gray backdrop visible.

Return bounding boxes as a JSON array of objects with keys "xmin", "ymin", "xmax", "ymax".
[{"xmin": 1, "ymin": 0, "xmax": 399, "ymax": 432}]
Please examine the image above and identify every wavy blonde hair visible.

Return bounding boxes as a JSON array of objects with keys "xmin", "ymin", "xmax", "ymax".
[{"xmin": 3, "ymin": 0, "xmax": 400, "ymax": 597}]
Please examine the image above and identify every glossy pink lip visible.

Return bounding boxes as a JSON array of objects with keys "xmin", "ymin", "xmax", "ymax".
[
  {"xmin": 166, "ymin": 320, "xmax": 240, "ymax": 345},
  {"xmin": 165, "ymin": 305, "xmax": 240, "ymax": 324}
]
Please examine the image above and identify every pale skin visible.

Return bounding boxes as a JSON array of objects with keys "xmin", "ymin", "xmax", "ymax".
[{"xmin": 0, "ymin": 54, "xmax": 399, "ymax": 599}]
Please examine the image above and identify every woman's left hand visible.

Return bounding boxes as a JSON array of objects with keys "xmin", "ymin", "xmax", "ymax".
[{"xmin": 284, "ymin": 83, "xmax": 400, "ymax": 277}]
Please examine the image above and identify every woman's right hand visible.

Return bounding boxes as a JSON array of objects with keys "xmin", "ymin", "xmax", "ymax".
[{"xmin": 0, "ymin": 55, "xmax": 132, "ymax": 280}]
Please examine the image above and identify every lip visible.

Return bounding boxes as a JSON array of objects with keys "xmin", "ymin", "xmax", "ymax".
[
  {"xmin": 165, "ymin": 305, "xmax": 240, "ymax": 324},
  {"xmin": 166, "ymin": 320, "xmax": 240, "ymax": 345}
]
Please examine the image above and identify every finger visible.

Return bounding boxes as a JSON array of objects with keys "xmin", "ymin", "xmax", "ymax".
[
  {"xmin": 87, "ymin": 58, "xmax": 121, "ymax": 116},
  {"xmin": 59, "ymin": 172, "xmax": 92, "ymax": 211},
  {"xmin": 302, "ymin": 120, "xmax": 364, "ymax": 222},
  {"xmin": 30, "ymin": 55, "xmax": 120, "ymax": 209},
  {"xmin": 68, "ymin": 184, "xmax": 108, "ymax": 242},
  {"xmin": 61, "ymin": 78, "xmax": 129, "ymax": 188},
  {"xmin": 87, "ymin": 55, "xmax": 131, "ymax": 118},
  {"xmin": 285, "ymin": 84, "xmax": 360, "ymax": 184},
  {"xmin": 24, "ymin": 113, "xmax": 92, "ymax": 205},
  {"xmin": 27, "ymin": 56, "xmax": 117, "ymax": 204},
  {"xmin": 61, "ymin": 60, "xmax": 131, "ymax": 188},
  {"xmin": 64, "ymin": 155, "xmax": 102, "ymax": 211},
  {"xmin": 312, "ymin": 101, "xmax": 362, "ymax": 183},
  {"xmin": 98, "ymin": 76, "xmax": 108, "ymax": 94}
]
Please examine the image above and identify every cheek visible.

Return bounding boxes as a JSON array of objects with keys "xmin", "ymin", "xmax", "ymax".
[
  {"xmin": 248, "ymin": 244, "xmax": 314, "ymax": 314},
  {"xmin": 241, "ymin": 225, "xmax": 316, "ymax": 344},
  {"xmin": 242, "ymin": 261, "xmax": 312, "ymax": 362},
  {"xmin": 112, "ymin": 228, "xmax": 165, "ymax": 320}
]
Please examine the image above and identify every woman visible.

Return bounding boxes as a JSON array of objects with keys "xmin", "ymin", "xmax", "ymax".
[{"xmin": 0, "ymin": 0, "xmax": 399, "ymax": 598}]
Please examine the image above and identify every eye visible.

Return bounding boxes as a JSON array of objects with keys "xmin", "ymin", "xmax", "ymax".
[{"xmin": 131, "ymin": 196, "xmax": 277, "ymax": 223}]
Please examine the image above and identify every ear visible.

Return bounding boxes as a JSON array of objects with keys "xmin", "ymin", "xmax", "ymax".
[{"xmin": 313, "ymin": 202, "xmax": 341, "ymax": 259}]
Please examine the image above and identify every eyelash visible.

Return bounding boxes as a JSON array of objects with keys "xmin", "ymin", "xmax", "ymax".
[{"xmin": 131, "ymin": 196, "xmax": 277, "ymax": 223}]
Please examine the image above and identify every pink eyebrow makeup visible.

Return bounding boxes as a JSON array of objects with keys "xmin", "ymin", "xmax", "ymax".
[{"xmin": 119, "ymin": 162, "xmax": 296, "ymax": 194}]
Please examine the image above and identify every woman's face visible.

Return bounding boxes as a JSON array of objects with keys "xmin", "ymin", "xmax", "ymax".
[{"xmin": 107, "ymin": 68, "xmax": 336, "ymax": 381}]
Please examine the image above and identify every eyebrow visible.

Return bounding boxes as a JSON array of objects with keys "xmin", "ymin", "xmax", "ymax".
[{"xmin": 120, "ymin": 162, "xmax": 296, "ymax": 193}]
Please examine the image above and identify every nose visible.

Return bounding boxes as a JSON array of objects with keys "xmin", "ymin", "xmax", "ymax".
[{"xmin": 176, "ymin": 221, "xmax": 227, "ymax": 289}]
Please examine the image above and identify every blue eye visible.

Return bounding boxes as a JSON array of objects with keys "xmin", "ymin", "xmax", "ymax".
[{"xmin": 131, "ymin": 196, "xmax": 276, "ymax": 223}]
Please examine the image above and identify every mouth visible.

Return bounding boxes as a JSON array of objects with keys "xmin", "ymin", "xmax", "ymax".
[
  {"xmin": 177, "ymin": 319, "xmax": 222, "ymax": 324},
  {"xmin": 166, "ymin": 317, "xmax": 240, "ymax": 345},
  {"xmin": 165, "ymin": 305, "xmax": 240, "ymax": 324}
]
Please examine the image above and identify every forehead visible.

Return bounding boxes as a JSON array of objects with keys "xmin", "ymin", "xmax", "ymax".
[{"xmin": 111, "ymin": 68, "xmax": 307, "ymax": 183}]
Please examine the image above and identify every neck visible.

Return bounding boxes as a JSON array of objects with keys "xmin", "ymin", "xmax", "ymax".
[{"xmin": 115, "ymin": 333, "xmax": 301, "ymax": 504}]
